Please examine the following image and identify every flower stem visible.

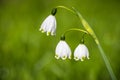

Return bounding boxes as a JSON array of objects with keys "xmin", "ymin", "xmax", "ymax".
[
  {"xmin": 56, "ymin": 6, "xmax": 117, "ymax": 80},
  {"xmin": 97, "ymin": 43, "xmax": 117, "ymax": 80},
  {"xmin": 56, "ymin": 6, "xmax": 76, "ymax": 14},
  {"xmin": 63, "ymin": 28, "xmax": 89, "ymax": 36},
  {"xmin": 73, "ymin": 8, "xmax": 117, "ymax": 80}
]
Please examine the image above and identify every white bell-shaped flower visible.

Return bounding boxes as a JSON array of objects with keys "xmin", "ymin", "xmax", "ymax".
[
  {"xmin": 39, "ymin": 15, "xmax": 56, "ymax": 36},
  {"xmin": 74, "ymin": 44, "xmax": 89, "ymax": 61},
  {"xmin": 55, "ymin": 40, "xmax": 72, "ymax": 60}
]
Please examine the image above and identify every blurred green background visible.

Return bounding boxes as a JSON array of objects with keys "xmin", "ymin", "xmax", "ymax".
[{"xmin": 0, "ymin": 0, "xmax": 120, "ymax": 80}]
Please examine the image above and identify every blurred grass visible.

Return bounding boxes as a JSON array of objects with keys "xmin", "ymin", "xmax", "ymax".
[{"xmin": 0, "ymin": 0, "xmax": 120, "ymax": 80}]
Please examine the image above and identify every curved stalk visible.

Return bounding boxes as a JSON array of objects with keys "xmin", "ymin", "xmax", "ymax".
[
  {"xmin": 72, "ymin": 7, "xmax": 99, "ymax": 45},
  {"xmin": 56, "ymin": 6, "xmax": 117, "ymax": 80},
  {"xmin": 56, "ymin": 6, "xmax": 76, "ymax": 14},
  {"xmin": 73, "ymin": 8, "xmax": 117, "ymax": 80},
  {"xmin": 63, "ymin": 28, "xmax": 89, "ymax": 36}
]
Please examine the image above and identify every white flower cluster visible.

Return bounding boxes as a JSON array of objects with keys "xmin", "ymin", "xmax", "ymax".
[
  {"xmin": 39, "ymin": 8, "xmax": 89, "ymax": 61},
  {"xmin": 55, "ymin": 40, "xmax": 89, "ymax": 61}
]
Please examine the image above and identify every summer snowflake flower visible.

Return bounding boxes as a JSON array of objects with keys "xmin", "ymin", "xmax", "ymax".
[
  {"xmin": 55, "ymin": 40, "xmax": 72, "ymax": 60},
  {"xmin": 74, "ymin": 44, "xmax": 89, "ymax": 61},
  {"xmin": 39, "ymin": 15, "xmax": 56, "ymax": 36},
  {"xmin": 39, "ymin": 8, "xmax": 57, "ymax": 36}
]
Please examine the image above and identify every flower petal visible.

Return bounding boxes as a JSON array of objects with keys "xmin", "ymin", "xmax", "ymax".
[
  {"xmin": 55, "ymin": 40, "xmax": 71, "ymax": 60},
  {"xmin": 74, "ymin": 44, "xmax": 89, "ymax": 61},
  {"xmin": 40, "ymin": 15, "xmax": 57, "ymax": 36}
]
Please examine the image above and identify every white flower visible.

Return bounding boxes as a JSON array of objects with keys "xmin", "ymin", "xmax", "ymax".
[
  {"xmin": 39, "ymin": 15, "xmax": 56, "ymax": 36},
  {"xmin": 74, "ymin": 44, "xmax": 89, "ymax": 61},
  {"xmin": 55, "ymin": 40, "xmax": 72, "ymax": 60}
]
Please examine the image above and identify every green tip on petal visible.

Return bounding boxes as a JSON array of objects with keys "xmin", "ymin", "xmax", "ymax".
[
  {"xmin": 39, "ymin": 29, "xmax": 42, "ymax": 31},
  {"xmin": 39, "ymin": 29, "xmax": 41, "ymax": 31},
  {"xmin": 47, "ymin": 32, "xmax": 51, "ymax": 36},
  {"xmin": 55, "ymin": 55, "xmax": 59, "ymax": 59},
  {"xmin": 62, "ymin": 56, "xmax": 67, "ymax": 60},
  {"xmin": 81, "ymin": 56, "xmax": 85, "ymax": 61},
  {"xmin": 81, "ymin": 59, "xmax": 84, "ymax": 61},
  {"xmin": 74, "ymin": 57, "xmax": 79, "ymax": 61},
  {"xmin": 87, "ymin": 57, "xmax": 90, "ymax": 59},
  {"xmin": 69, "ymin": 56, "xmax": 72, "ymax": 59},
  {"xmin": 41, "ymin": 30, "xmax": 45, "ymax": 33}
]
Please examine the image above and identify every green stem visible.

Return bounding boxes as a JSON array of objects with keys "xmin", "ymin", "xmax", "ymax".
[
  {"xmin": 73, "ymin": 8, "xmax": 117, "ymax": 80},
  {"xmin": 97, "ymin": 44, "xmax": 117, "ymax": 80},
  {"xmin": 56, "ymin": 6, "xmax": 117, "ymax": 80},
  {"xmin": 56, "ymin": 6, "xmax": 76, "ymax": 14},
  {"xmin": 63, "ymin": 28, "xmax": 89, "ymax": 36}
]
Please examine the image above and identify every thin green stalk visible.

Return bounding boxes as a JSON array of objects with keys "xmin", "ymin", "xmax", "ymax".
[
  {"xmin": 63, "ymin": 28, "xmax": 89, "ymax": 36},
  {"xmin": 73, "ymin": 8, "xmax": 117, "ymax": 80},
  {"xmin": 56, "ymin": 6, "xmax": 76, "ymax": 14},
  {"xmin": 56, "ymin": 6, "xmax": 117, "ymax": 80},
  {"xmin": 62, "ymin": 28, "xmax": 88, "ymax": 44},
  {"xmin": 97, "ymin": 44, "xmax": 117, "ymax": 80}
]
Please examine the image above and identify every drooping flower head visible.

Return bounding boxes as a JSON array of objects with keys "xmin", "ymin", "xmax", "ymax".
[
  {"xmin": 74, "ymin": 44, "xmax": 89, "ymax": 61},
  {"xmin": 55, "ymin": 36, "xmax": 72, "ymax": 60},
  {"xmin": 39, "ymin": 8, "xmax": 57, "ymax": 36}
]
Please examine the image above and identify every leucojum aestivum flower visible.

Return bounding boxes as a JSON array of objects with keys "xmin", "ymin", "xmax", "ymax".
[
  {"xmin": 39, "ymin": 6, "xmax": 117, "ymax": 80},
  {"xmin": 39, "ymin": 8, "xmax": 57, "ymax": 36}
]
